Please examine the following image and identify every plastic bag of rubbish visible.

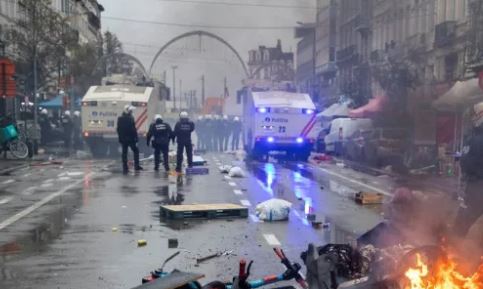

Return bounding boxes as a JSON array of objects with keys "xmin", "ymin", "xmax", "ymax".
[
  {"xmin": 219, "ymin": 165, "xmax": 232, "ymax": 174},
  {"xmin": 228, "ymin": 166, "xmax": 245, "ymax": 178},
  {"xmin": 255, "ymin": 199, "xmax": 292, "ymax": 221}
]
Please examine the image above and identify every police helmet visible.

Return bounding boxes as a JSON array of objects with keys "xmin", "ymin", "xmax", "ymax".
[
  {"xmin": 154, "ymin": 114, "xmax": 163, "ymax": 121},
  {"xmin": 74, "ymin": 111, "xmax": 80, "ymax": 117},
  {"xmin": 64, "ymin": 110, "xmax": 71, "ymax": 116},
  {"xmin": 474, "ymin": 102, "xmax": 483, "ymax": 128},
  {"xmin": 180, "ymin": 111, "xmax": 189, "ymax": 119},
  {"xmin": 41, "ymin": 109, "xmax": 48, "ymax": 115},
  {"xmin": 234, "ymin": 116, "xmax": 240, "ymax": 121}
]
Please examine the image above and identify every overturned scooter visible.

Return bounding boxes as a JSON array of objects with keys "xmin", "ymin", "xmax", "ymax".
[{"xmin": 134, "ymin": 248, "xmax": 307, "ymax": 289}]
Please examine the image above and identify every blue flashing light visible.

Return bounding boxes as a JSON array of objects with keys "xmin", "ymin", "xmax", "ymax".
[
  {"xmin": 257, "ymin": 107, "xmax": 268, "ymax": 113},
  {"xmin": 303, "ymin": 109, "xmax": 315, "ymax": 115},
  {"xmin": 267, "ymin": 136, "xmax": 275, "ymax": 143},
  {"xmin": 296, "ymin": 137, "xmax": 304, "ymax": 144}
]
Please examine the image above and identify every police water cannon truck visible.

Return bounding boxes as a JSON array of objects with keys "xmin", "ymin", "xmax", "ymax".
[
  {"xmin": 81, "ymin": 74, "xmax": 167, "ymax": 157},
  {"xmin": 243, "ymin": 90, "xmax": 317, "ymax": 161}
]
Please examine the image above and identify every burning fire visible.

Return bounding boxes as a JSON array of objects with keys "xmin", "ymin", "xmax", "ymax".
[{"xmin": 404, "ymin": 253, "xmax": 483, "ymax": 289}]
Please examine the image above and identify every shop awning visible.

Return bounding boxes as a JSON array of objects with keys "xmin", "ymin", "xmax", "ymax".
[
  {"xmin": 318, "ymin": 102, "xmax": 350, "ymax": 119},
  {"xmin": 432, "ymin": 78, "xmax": 483, "ymax": 112},
  {"xmin": 39, "ymin": 95, "xmax": 62, "ymax": 108},
  {"xmin": 348, "ymin": 95, "xmax": 388, "ymax": 118}
]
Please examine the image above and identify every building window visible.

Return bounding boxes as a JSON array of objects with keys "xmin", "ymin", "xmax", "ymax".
[{"xmin": 61, "ymin": 0, "xmax": 71, "ymax": 14}]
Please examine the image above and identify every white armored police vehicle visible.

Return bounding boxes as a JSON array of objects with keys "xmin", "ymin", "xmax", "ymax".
[
  {"xmin": 81, "ymin": 75, "xmax": 167, "ymax": 157},
  {"xmin": 243, "ymin": 90, "xmax": 317, "ymax": 161}
]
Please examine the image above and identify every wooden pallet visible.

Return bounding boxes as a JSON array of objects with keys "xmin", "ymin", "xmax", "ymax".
[
  {"xmin": 355, "ymin": 192, "xmax": 384, "ymax": 205},
  {"xmin": 160, "ymin": 203, "xmax": 249, "ymax": 220}
]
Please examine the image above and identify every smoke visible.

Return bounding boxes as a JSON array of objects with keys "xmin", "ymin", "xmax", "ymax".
[
  {"xmin": 379, "ymin": 186, "xmax": 483, "ymax": 270},
  {"xmin": 100, "ymin": 0, "xmax": 315, "ymax": 97}
]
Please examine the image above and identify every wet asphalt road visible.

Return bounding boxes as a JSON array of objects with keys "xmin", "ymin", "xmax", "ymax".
[{"xmin": 0, "ymin": 152, "xmax": 401, "ymax": 289}]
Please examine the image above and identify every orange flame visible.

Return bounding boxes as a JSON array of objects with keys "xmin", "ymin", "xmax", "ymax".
[{"xmin": 404, "ymin": 254, "xmax": 483, "ymax": 289}]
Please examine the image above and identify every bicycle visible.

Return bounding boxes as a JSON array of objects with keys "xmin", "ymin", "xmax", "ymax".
[
  {"xmin": 136, "ymin": 248, "xmax": 307, "ymax": 289},
  {"xmin": 0, "ymin": 116, "xmax": 29, "ymax": 159}
]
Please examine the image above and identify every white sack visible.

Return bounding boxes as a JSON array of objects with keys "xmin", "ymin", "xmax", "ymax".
[
  {"xmin": 255, "ymin": 199, "xmax": 292, "ymax": 221},
  {"xmin": 228, "ymin": 166, "xmax": 245, "ymax": 178}
]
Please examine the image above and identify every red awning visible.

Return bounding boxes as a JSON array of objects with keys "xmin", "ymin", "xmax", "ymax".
[{"xmin": 348, "ymin": 95, "xmax": 388, "ymax": 118}]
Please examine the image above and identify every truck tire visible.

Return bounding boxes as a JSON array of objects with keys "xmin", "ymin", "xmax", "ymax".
[{"xmin": 87, "ymin": 138, "xmax": 108, "ymax": 158}]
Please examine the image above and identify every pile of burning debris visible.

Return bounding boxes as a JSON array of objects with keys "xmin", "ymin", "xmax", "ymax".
[
  {"xmin": 303, "ymin": 242, "xmax": 482, "ymax": 289},
  {"xmin": 307, "ymin": 187, "xmax": 483, "ymax": 289}
]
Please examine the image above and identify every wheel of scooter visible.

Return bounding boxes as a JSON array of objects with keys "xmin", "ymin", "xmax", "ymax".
[{"xmin": 8, "ymin": 139, "xmax": 29, "ymax": 159}]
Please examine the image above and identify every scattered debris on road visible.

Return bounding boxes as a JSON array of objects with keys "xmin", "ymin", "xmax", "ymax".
[
  {"xmin": 137, "ymin": 240, "xmax": 147, "ymax": 247},
  {"xmin": 196, "ymin": 250, "xmax": 235, "ymax": 263},
  {"xmin": 355, "ymin": 191, "xmax": 384, "ymax": 205}
]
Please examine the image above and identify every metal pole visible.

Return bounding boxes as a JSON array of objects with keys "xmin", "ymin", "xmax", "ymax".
[
  {"xmin": 171, "ymin": 65, "xmax": 177, "ymax": 111},
  {"xmin": 33, "ymin": 48, "xmax": 38, "ymax": 128},
  {"xmin": 179, "ymin": 79, "xmax": 182, "ymax": 110},
  {"xmin": 201, "ymin": 74, "xmax": 205, "ymax": 107}
]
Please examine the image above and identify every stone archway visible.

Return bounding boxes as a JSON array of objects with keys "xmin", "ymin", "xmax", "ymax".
[{"xmin": 149, "ymin": 30, "xmax": 249, "ymax": 78}]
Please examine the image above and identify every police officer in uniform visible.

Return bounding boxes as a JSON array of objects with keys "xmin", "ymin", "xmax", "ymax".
[
  {"xmin": 147, "ymin": 114, "xmax": 172, "ymax": 172},
  {"xmin": 205, "ymin": 115, "xmax": 214, "ymax": 152},
  {"xmin": 117, "ymin": 105, "xmax": 143, "ymax": 173},
  {"xmin": 61, "ymin": 110, "xmax": 73, "ymax": 151},
  {"xmin": 196, "ymin": 115, "xmax": 204, "ymax": 151},
  {"xmin": 231, "ymin": 116, "xmax": 242, "ymax": 151},
  {"xmin": 39, "ymin": 109, "xmax": 51, "ymax": 146},
  {"xmin": 173, "ymin": 111, "xmax": 195, "ymax": 173},
  {"xmin": 73, "ymin": 111, "xmax": 82, "ymax": 150},
  {"xmin": 454, "ymin": 102, "xmax": 483, "ymax": 237}
]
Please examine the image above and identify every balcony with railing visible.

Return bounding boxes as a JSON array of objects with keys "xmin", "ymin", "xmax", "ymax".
[
  {"xmin": 336, "ymin": 45, "xmax": 357, "ymax": 63},
  {"xmin": 434, "ymin": 21, "xmax": 456, "ymax": 48}
]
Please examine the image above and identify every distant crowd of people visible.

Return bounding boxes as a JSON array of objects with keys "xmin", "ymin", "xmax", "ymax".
[{"xmin": 195, "ymin": 115, "xmax": 242, "ymax": 152}]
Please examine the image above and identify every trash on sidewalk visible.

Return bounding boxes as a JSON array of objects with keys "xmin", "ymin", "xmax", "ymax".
[
  {"xmin": 31, "ymin": 160, "xmax": 64, "ymax": 167},
  {"xmin": 186, "ymin": 167, "xmax": 209, "ymax": 175},
  {"xmin": 355, "ymin": 192, "xmax": 384, "ymax": 205},
  {"xmin": 255, "ymin": 199, "xmax": 292, "ymax": 221},
  {"xmin": 228, "ymin": 166, "xmax": 245, "ymax": 178},
  {"xmin": 168, "ymin": 239, "xmax": 178, "ymax": 248},
  {"xmin": 336, "ymin": 162, "xmax": 346, "ymax": 168},
  {"xmin": 192, "ymin": 156, "xmax": 207, "ymax": 166},
  {"xmin": 312, "ymin": 154, "xmax": 332, "ymax": 163},
  {"xmin": 196, "ymin": 250, "xmax": 235, "ymax": 263},
  {"xmin": 219, "ymin": 165, "xmax": 232, "ymax": 174},
  {"xmin": 137, "ymin": 239, "xmax": 147, "ymax": 247}
]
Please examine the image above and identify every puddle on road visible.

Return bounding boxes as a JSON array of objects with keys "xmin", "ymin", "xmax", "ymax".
[{"xmin": 0, "ymin": 171, "xmax": 98, "ymax": 260}]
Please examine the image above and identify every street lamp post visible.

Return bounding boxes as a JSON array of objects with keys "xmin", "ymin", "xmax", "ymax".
[{"xmin": 171, "ymin": 65, "xmax": 178, "ymax": 111}]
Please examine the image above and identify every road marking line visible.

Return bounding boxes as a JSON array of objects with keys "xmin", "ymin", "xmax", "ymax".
[
  {"xmin": 58, "ymin": 176, "xmax": 71, "ymax": 181},
  {"xmin": 21, "ymin": 187, "xmax": 35, "ymax": 195},
  {"xmin": 58, "ymin": 172, "xmax": 66, "ymax": 177},
  {"xmin": 233, "ymin": 189, "xmax": 243, "ymax": 195},
  {"xmin": 67, "ymin": 172, "xmax": 84, "ymax": 177},
  {"xmin": 0, "ymin": 197, "xmax": 13, "ymax": 205},
  {"xmin": 0, "ymin": 173, "xmax": 93, "ymax": 231},
  {"xmin": 263, "ymin": 234, "xmax": 281, "ymax": 246},
  {"xmin": 40, "ymin": 183, "xmax": 53, "ymax": 188},
  {"xmin": 228, "ymin": 182, "xmax": 237, "ymax": 187},
  {"xmin": 43, "ymin": 179, "xmax": 54, "ymax": 184},
  {"xmin": 249, "ymin": 214, "xmax": 260, "ymax": 223},
  {"xmin": 319, "ymin": 167, "xmax": 392, "ymax": 196},
  {"xmin": 240, "ymin": 199, "xmax": 251, "ymax": 206},
  {"xmin": 1, "ymin": 179, "xmax": 15, "ymax": 185},
  {"xmin": 224, "ymin": 175, "xmax": 232, "ymax": 180}
]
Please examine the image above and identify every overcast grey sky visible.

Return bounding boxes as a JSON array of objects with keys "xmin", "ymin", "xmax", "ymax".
[{"xmin": 99, "ymin": 0, "xmax": 314, "ymax": 97}]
